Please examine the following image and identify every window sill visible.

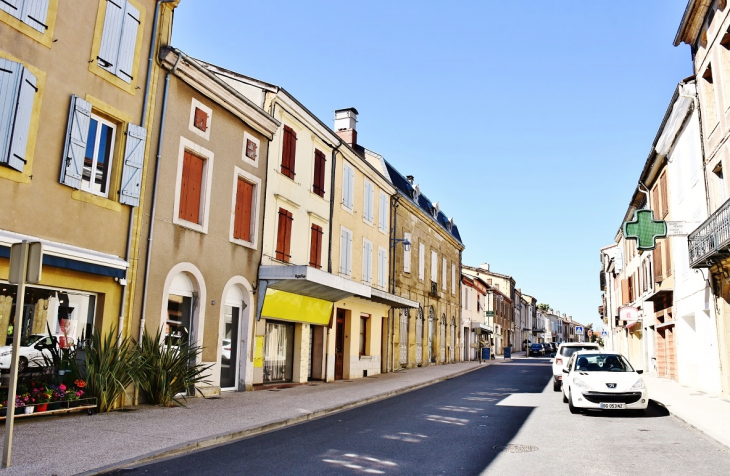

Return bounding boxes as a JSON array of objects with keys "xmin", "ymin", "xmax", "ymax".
[
  {"xmin": 230, "ymin": 237, "xmax": 258, "ymax": 250},
  {"xmin": 362, "ymin": 217, "xmax": 374, "ymax": 226},
  {"xmin": 0, "ymin": 11, "xmax": 54, "ymax": 48},
  {"xmin": 71, "ymin": 190, "xmax": 122, "ymax": 212},
  {"xmin": 0, "ymin": 167, "xmax": 31, "ymax": 184},
  {"xmin": 378, "ymin": 227, "xmax": 387, "ymax": 235},
  {"xmin": 173, "ymin": 217, "xmax": 207, "ymax": 234},
  {"xmin": 88, "ymin": 62, "xmax": 138, "ymax": 96},
  {"xmin": 276, "ymin": 168, "xmax": 299, "ymax": 185},
  {"xmin": 309, "ymin": 191, "xmax": 328, "ymax": 203},
  {"xmin": 340, "ymin": 203, "xmax": 354, "ymax": 215},
  {"xmin": 359, "ymin": 355, "xmax": 372, "ymax": 361}
]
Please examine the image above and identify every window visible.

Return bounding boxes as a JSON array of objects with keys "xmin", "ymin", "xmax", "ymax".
[
  {"xmin": 702, "ymin": 65, "xmax": 718, "ymax": 130},
  {"xmin": 97, "ymin": 0, "xmax": 141, "ymax": 83},
  {"xmin": 379, "ymin": 192, "xmax": 388, "ymax": 232},
  {"xmin": 1, "ymin": 0, "xmax": 52, "ymax": 36},
  {"xmin": 188, "ymin": 98, "xmax": 211, "ymax": 140},
  {"xmin": 442, "ymin": 257, "xmax": 447, "ymax": 290},
  {"xmin": 451, "ymin": 263, "xmax": 456, "ymax": 295},
  {"xmin": 403, "ymin": 232, "xmax": 412, "ymax": 273},
  {"xmin": 378, "ymin": 247, "xmax": 387, "ymax": 289},
  {"xmin": 313, "ymin": 149, "xmax": 326, "ymax": 197},
  {"xmin": 0, "ymin": 58, "xmax": 37, "ymax": 173},
  {"xmin": 178, "ymin": 151, "xmax": 205, "ymax": 224},
  {"xmin": 659, "ymin": 171, "xmax": 668, "ymax": 218},
  {"xmin": 418, "ymin": 242, "xmax": 425, "ymax": 281},
  {"xmin": 310, "ymin": 224, "xmax": 323, "ymax": 269},
  {"xmin": 665, "ymin": 237, "xmax": 672, "ymax": 278},
  {"xmin": 60, "ymin": 95, "xmax": 147, "ymax": 206},
  {"xmin": 342, "ymin": 162, "xmax": 354, "ymax": 209},
  {"xmin": 281, "ymin": 125, "xmax": 296, "ymax": 179},
  {"xmin": 194, "ymin": 108, "xmax": 207, "ymax": 132},
  {"xmin": 431, "ymin": 250, "xmax": 438, "ymax": 284},
  {"xmin": 362, "ymin": 238, "xmax": 373, "ymax": 284},
  {"xmin": 242, "ymin": 131, "xmax": 260, "ymax": 167},
  {"xmin": 654, "ymin": 241, "xmax": 663, "ymax": 283},
  {"xmin": 233, "ymin": 178, "xmax": 254, "ymax": 242},
  {"xmin": 340, "ymin": 226, "xmax": 353, "ymax": 275},
  {"xmin": 275, "ymin": 207, "xmax": 293, "ymax": 262},
  {"xmin": 363, "ymin": 180, "xmax": 374, "ymax": 223},
  {"xmin": 359, "ymin": 315, "xmax": 369, "ymax": 355}
]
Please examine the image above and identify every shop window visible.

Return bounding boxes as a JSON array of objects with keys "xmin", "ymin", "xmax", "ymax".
[
  {"xmin": 166, "ymin": 294, "xmax": 192, "ymax": 347},
  {"xmin": 359, "ymin": 315, "xmax": 369, "ymax": 356},
  {"xmin": 263, "ymin": 321, "xmax": 294, "ymax": 382}
]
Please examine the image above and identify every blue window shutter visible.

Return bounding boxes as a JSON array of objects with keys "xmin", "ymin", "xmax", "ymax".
[
  {"xmin": 20, "ymin": 0, "xmax": 49, "ymax": 33},
  {"xmin": 60, "ymin": 95, "xmax": 91, "ymax": 189},
  {"xmin": 0, "ymin": 0, "xmax": 22, "ymax": 20},
  {"xmin": 340, "ymin": 229, "xmax": 347, "ymax": 274},
  {"xmin": 115, "ymin": 2, "xmax": 140, "ymax": 83},
  {"xmin": 0, "ymin": 59, "xmax": 22, "ymax": 169},
  {"xmin": 98, "ymin": 0, "xmax": 124, "ymax": 73},
  {"xmin": 119, "ymin": 123, "xmax": 146, "ymax": 206},
  {"xmin": 6, "ymin": 67, "xmax": 38, "ymax": 172}
]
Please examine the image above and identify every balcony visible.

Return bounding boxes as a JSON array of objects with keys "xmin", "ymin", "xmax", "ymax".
[
  {"xmin": 688, "ymin": 198, "xmax": 730, "ymax": 268},
  {"xmin": 532, "ymin": 327, "xmax": 545, "ymax": 333}
]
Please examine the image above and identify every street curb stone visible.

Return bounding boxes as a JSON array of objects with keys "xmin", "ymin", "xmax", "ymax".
[{"xmin": 82, "ymin": 363, "xmax": 489, "ymax": 475}]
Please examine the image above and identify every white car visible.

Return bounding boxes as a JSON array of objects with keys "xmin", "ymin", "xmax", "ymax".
[
  {"xmin": 562, "ymin": 351, "xmax": 648, "ymax": 414},
  {"xmin": 0, "ymin": 334, "xmax": 59, "ymax": 373},
  {"xmin": 551, "ymin": 342, "xmax": 600, "ymax": 391}
]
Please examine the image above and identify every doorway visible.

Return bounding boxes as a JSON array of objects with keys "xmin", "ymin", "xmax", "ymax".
[
  {"xmin": 335, "ymin": 309, "xmax": 346, "ymax": 380},
  {"xmin": 219, "ymin": 305, "xmax": 240, "ymax": 389},
  {"xmin": 263, "ymin": 321, "xmax": 294, "ymax": 383},
  {"xmin": 309, "ymin": 325, "xmax": 326, "ymax": 381}
]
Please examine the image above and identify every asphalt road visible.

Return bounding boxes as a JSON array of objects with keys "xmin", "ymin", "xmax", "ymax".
[{"xmin": 111, "ymin": 359, "xmax": 730, "ymax": 475}]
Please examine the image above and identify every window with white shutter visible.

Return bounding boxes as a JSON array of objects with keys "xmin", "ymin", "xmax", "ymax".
[
  {"xmin": 418, "ymin": 243, "xmax": 425, "ymax": 281},
  {"xmin": 363, "ymin": 180, "xmax": 374, "ymax": 223},
  {"xmin": 403, "ymin": 232, "xmax": 412, "ymax": 273},
  {"xmin": 119, "ymin": 123, "xmax": 146, "ymax": 206},
  {"xmin": 60, "ymin": 96, "xmax": 92, "ymax": 188},
  {"xmin": 0, "ymin": 58, "xmax": 37, "ymax": 173},
  {"xmin": 442, "ymin": 257, "xmax": 447, "ymax": 290},
  {"xmin": 1, "ymin": 0, "xmax": 50, "ymax": 34},
  {"xmin": 340, "ymin": 227, "xmax": 352, "ymax": 276},
  {"xmin": 362, "ymin": 239, "xmax": 373, "ymax": 284},
  {"xmin": 451, "ymin": 263, "xmax": 456, "ymax": 295},
  {"xmin": 98, "ymin": 0, "xmax": 141, "ymax": 83},
  {"xmin": 378, "ymin": 247, "xmax": 387, "ymax": 289},
  {"xmin": 342, "ymin": 162, "xmax": 354, "ymax": 209},
  {"xmin": 378, "ymin": 192, "xmax": 388, "ymax": 232},
  {"xmin": 431, "ymin": 250, "xmax": 438, "ymax": 284}
]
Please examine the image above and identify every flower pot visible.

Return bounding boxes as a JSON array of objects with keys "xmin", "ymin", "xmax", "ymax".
[
  {"xmin": 36, "ymin": 403, "xmax": 48, "ymax": 412},
  {"xmin": 23, "ymin": 406, "xmax": 34, "ymax": 414}
]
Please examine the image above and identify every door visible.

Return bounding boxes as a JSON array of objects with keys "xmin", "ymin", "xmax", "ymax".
[
  {"xmin": 427, "ymin": 308, "xmax": 434, "ymax": 363},
  {"xmin": 415, "ymin": 311, "xmax": 423, "ymax": 365},
  {"xmin": 219, "ymin": 305, "xmax": 239, "ymax": 389},
  {"xmin": 399, "ymin": 310, "xmax": 408, "ymax": 366},
  {"xmin": 263, "ymin": 321, "xmax": 294, "ymax": 382},
  {"xmin": 335, "ymin": 309, "xmax": 345, "ymax": 380}
]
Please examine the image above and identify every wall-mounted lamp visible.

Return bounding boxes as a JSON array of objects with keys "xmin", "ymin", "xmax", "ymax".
[{"xmin": 391, "ymin": 238, "xmax": 411, "ymax": 252}]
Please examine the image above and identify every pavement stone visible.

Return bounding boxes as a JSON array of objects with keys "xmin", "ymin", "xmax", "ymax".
[
  {"xmin": 644, "ymin": 374, "xmax": 730, "ymax": 450},
  {"xmin": 0, "ymin": 359, "xmax": 507, "ymax": 476}
]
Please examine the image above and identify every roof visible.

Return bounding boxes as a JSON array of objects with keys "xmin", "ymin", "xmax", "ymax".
[{"xmin": 383, "ymin": 160, "xmax": 464, "ymax": 245}]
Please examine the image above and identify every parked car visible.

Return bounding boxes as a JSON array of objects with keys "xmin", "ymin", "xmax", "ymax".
[
  {"xmin": 551, "ymin": 342, "xmax": 600, "ymax": 391},
  {"xmin": 561, "ymin": 350, "xmax": 648, "ymax": 414},
  {"xmin": 529, "ymin": 343, "xmax": 545, "ymax": 356},
  {"xmin": 0, "ymin": 334, "xmax": 64, "ymax": 373}
]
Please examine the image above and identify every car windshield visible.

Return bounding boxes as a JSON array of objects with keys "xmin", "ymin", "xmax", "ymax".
[
  {"xmin": 531, "ymin": 344, "xmax": 541, "ymax": 348},
  {"xmin": 19, "ymin": 335, "xmax": 44, "ymax": 347},
  {"xmin": 574, "ymin": 354, "xmax": 634, "ymax": 372},
  {"xmin": 560, "ymin": 345, "xmax": 598, "ymax": 357}
]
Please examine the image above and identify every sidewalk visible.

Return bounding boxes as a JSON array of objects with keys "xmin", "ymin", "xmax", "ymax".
[
  {"xmin": 644, "ymin": 375, "xmax": 730, "ymax": 449},
  {"xmin": 0, "ymin": 360, "xmax": 503, "ymax": 475}
]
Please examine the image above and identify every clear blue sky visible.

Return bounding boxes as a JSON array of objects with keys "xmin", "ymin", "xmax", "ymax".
[{"xmin": 172, "ymin": 1, "xmax": 692, "ymax": 328}]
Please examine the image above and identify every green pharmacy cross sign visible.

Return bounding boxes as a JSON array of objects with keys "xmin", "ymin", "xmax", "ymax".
[{"xmin": 622, "ymin": 209, "xmax": 667, "ymax": 251}]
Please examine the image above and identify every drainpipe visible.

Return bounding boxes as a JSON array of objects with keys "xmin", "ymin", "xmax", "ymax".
[
  {"xmin": 117, "ymin": 0, "xmax": 176, "ymax": 344},
  {"xmin": 327, "ymin": 145, "xmax": 342, "ymax": 273},
  {"xmin": 389, "ymin": 195, "xmax": 400, "ymax": 372},
  {"xmin": 139, "ymin": 51, "xmax": 182, "ymax": 343}
]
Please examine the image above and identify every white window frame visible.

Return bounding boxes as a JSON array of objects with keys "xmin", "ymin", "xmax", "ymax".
[
  {"xmin": 442, "ymin": 257, "xmax": 447, "ymax": 290},
  {"xmin": 80, "ymin": 113, "xmax": 117, "ymax": 198},
  {"xmin": 378, "ymin": 246, "xmax": 387, "ymax": 289},
  {"xmin": 340, "ymin": 225, "xmax": 353, "ymax": 276},
  {"xmin": 173, "ymin": 136, "xmax": 215, "ymax": 234},
  {"xmin": 229, "ymin": 166, "xmax": 261, "ymax": 249},
  {"xmin": 403, "ymin": 232, "xmax": 412, "ymax": 273},
  {"xmin": 363, "ymin": 179, "xmax": 374, "ymax": 224},
  {"xmin": 242, "ymin": 131, "xmax": 260, "ymax": 167},
  {"xmin": 451, "ymin": 263, "xmax": 456, "ymax": 295},
  {"xmin": 418, "ymin": 242, "xmax": 425, "ymax": 281},
  {"xmin": 189, "ymin": 98, "xmax": 212, "ymax": 141},
  {"xmin": 378, "ymin": 191, "xmax": 388, "ymax": 233},
  {"xmin": 362, "ymin": 238, "xmax": 373, "ymax": 284},
  {"xmin": 431, "ymin": 250, "xmax": 438, "ymax": 285},
  {"xmin": 342, "ymin": 161, "xmax": 355, "ymax": 211}
]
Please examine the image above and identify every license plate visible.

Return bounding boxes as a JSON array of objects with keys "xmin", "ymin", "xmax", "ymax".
[{"xmin": 600, "ymin": 403, "xmax": 626, "ymax": 409}]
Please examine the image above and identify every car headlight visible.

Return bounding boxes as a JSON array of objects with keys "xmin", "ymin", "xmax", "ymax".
[
  {"xmin": 630, "ymin": 379, "xmax": 645, "ymax": 391},
  {"xmin": 0, "ymin": 351, "xmax": 11, "ymax": 357},
  {"xmin": 572, "ymin": 378, "xmax": 591, "ymax": 390}
]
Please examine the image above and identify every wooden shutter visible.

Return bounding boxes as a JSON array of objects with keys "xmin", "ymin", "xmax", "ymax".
[
  {"xmin": 653, "ymin": 241, "xmax": 663, "ymax": 283},
  {"xmin": 20, "ymin": 0, "xmax": 50, "ymax": 33},
  {"xmin": 98, "ymin": 0, "xmax": 125, "ymax": 73},
  {"xmin": 60, "ymin": 95, "xmax": 92, "ymax": 188},
  {"xmin": 660, "ymin": 172, "xmax": 668, "ymax": 218},
  {"xmin": 119, "ymin": 123, "xmax": 146, "ymax": 206},
  {"xmin": 621, "ymin": 280, "xmax": 629, "ymax": 305},
  {"xmin": 194, "ymin": 108, "xmax": 208, "ymax": 132},
  {"xmin": 179, "ymin": 151, "xmax": 204, "ymax": 224},
  {"xmin": 275, "ymin": 208, "xmax": 293, "ymax": 262},
  {"xmin": 0, "ymin": 0, "xmax": 22, "ymax": 19},
  {"xmin": 116, "ymin": 1, "xmax": 140, "ymax": 82},
  {"xmin": 310, "ymin": 224, "xmax": 323, "ymax": 268},
  {"xmin": 281, "ymin": 125, "xmax": 296, "ymax": 179},
  {"xmin": 0, "ymin": 60, "xmax": 37, "ymax": 173},
  {"xmin": 246, "ymin": 138, "xmax": 257, "ymax": 160},
  {"xmin": 665, "ymin": 237, "xmax": 672, "ymax": 277},
  {"xmin": 652, "ymin": 185, "xmax": 660, "ymax": 216},
  {"xmin": 234, "ymin": 178, "xmax": 254, "ymax": 242},
  {"xmin": 313, "ymin": 149, "xmax": 326, "ymax": 197}
]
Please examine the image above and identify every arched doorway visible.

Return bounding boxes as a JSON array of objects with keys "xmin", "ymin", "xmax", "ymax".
[
  {"xmin": 220, "ymin": 285, "xmax": 245, "ymax": 390},
  {"xmin": 165, "ymin": 272, "xmax": 195, "ymax": 349},
  {"xmin": 416, "ymin": 308, "xmax": 423, "ymax": 365},
  {"xmin": 399, "ymin": 309, "xmax": 409, "ymax": 366}
]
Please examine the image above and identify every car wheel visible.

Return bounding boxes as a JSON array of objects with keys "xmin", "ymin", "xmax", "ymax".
[
  {"xmin": 562, "ymin": 388, "xmax": 569, "ymax": 403},
  {"xmin": 18, "ymin": 357, "xmax": 27, "ymax": 373},
  {"xmin": 568, "ymin": 390, "xmax": 581, "ymax": 414},
  {"xmin": 553, "ymin": 379, "xmax": 561, "ymax": 392}
]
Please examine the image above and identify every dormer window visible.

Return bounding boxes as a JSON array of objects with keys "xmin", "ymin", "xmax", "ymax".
[
  {"xmin": 412, "ymin": 184, "xmax": 420, "ymax": 201},
  {"xmin": 431, "ymin": 202, "xmax": 439, "ymax": 219}
]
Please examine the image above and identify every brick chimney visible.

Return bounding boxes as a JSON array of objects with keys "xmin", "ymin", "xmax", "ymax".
[{"xmin": 334, "ymin": 108, "xmax": 358, "ymax": 147}]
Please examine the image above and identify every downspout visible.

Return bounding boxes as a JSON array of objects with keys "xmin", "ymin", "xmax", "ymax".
[
  {"xmin": 389, "ymin": 195, "xmax": 400, "ymax": 372},
  {"xmin": 118, "ymin": 0, "xmax": 175, "ymax": 343},
  {"xmin": 139, "ymin": 51, "xmax": 182, "ymax": 343},
  {"xmin": 327, "ymin": 145, "xmax": 341, "ymax": 273}
]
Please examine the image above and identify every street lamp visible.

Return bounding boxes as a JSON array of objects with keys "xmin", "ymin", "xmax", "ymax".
[{"xmin": 391, "ymin": 238, "xmax": 411, "ymax": 252}]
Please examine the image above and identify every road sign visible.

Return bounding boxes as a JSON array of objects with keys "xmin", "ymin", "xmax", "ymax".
[
  {"xmin": 623, "ymin": 209, "xmax": 667, "ymax": 251},
  {"xmin": 601, "ymin": 330, "xmax": 608, "ymax": 338},
  {"xmin": 485, "ymin": 311, "xmax": 494, "ymax": 317},
  {"xmin": 575, "ymin": 326, "xmax": 584, "ymax": 334}
]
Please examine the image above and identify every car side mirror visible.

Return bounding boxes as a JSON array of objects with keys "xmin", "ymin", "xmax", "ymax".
[
  {"xmin": 562, "ymin": 368, "xmax": 569, "ymax": 374},
  {"xmin": 636, "ymin": 370, "xmax": 643, "ymax": 374},
  {"xmin": 550, "ymin": 352, "xmax": 556, "ymax": 358}
]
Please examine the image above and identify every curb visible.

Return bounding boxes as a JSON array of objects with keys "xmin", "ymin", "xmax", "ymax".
[
  {"xmin": 652, "ymin": 400, "xmax": 730, "ymax": 451},
  {"xmin": 83, "ymin": 363, "xmax": 489, "ymax": 475}
]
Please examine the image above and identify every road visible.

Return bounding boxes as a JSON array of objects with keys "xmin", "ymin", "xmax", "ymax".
[{"xmin": 111, "ymin": 358, "xmax": 730, "ymax": 475}]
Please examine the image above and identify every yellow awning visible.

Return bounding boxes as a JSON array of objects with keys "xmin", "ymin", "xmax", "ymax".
[{"xmin": 261, "ymin": 289, "xmax": 333, "ymax": 326}]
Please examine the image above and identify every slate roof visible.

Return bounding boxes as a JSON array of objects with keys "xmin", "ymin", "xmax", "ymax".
[{"xmin": 384, "ymin": 160, "xmax": 463, "ymax": 245}]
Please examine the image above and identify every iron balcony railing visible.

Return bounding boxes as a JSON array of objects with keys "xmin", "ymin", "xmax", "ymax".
[{"xmin": 688, "ymin": 197, "xmax": 730, "ymax": 268}]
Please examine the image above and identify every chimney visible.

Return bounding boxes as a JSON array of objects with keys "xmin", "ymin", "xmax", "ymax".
[
  {"xmin": 406, "ymin": 175, "xmax": 415, "ymax": 184},
  {"xmin": 480, "ymin": 263, "xmax": 490, "ymax": 271},
  {"xmin": 334, "ymin": 108, "xmax": 358, "ymax": 147}
]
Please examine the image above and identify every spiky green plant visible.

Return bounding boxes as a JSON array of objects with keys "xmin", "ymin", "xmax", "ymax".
[
  {"xmin": 137, "ymin": 329, "xmax": 212, "ymax": 406},
  {"xmin": 70, "ymin": 327, "xmax": 140, "ymax": 412}
]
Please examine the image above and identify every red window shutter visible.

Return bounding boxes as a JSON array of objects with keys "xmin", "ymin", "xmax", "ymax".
[
  {"xmin": 652, "ymin": 186, "xmax": 660, "ymax": 216},
  {"xmin": 234, "ymin": 178, "xmax": 254, "ymax": 242},
  {"xmin": 310, "ymin": 224, "xmax": 323, "ymax": 268},
  {"xmin": 313, "ymin": 149, "xmax": 326, "ymax": 197},
  {"xmin": 281, "ymin": 125, "xmax": 296, "ymax": 179},
  {"xmin": 179, "ymin": 151, "xmax": 204, "ymax": 224},
  {"xmin": 276, "ymin": 208, "xmax": 293, "ymax": 262},
  {"xmin": 194, "ymin": 107, "xmax": 208, "ymax": 132},
  {"xmin": 246, "ymin": 139, "xmax": 257, "ymax": 160},
  {"xmin": 660, "ymin": 172, "xmax": 668, "ymax": 218},
  {"xmin": 665, "ymin": 238, "xmax": 672, "ymax": 277}
]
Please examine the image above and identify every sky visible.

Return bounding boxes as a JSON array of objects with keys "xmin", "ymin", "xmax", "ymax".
[{"xmin": 171, "ymin": 1, "xmax": 692, "ymax": 329}]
